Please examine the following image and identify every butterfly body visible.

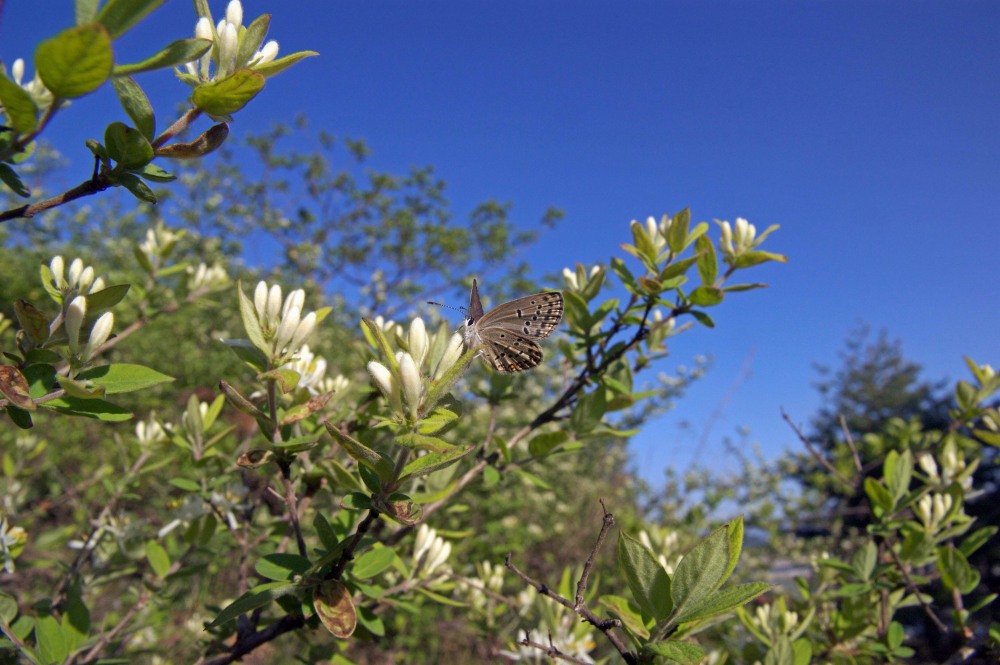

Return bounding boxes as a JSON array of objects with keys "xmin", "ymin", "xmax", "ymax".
[{"xmin": 463, "ymin": 279, "xmax": 564, "ymax": 373}]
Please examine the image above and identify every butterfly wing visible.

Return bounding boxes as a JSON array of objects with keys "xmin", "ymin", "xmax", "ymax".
[
  {"xmin": 473, "ymin": 290, "xmax": 564, "ymax": 373},
  {"xmin": 478, "ymin": 335, "xmax": 545, "ymax": 373}
]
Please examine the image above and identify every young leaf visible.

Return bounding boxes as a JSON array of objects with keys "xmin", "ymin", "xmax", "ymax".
[
  {"xmin": 255, "ymin": 553, "xmax": 311, "ymax": 581},
  {"xmin": 111, "ymin": 76, "xmax": 155, "ymax": 139},
  {"xmin": 252, "ymin": 50, "xmax": 320, "ymax": 78},
  {"xmin": 96, "ymin": 0, "xmax": 165, "ymax": 39},
  {"xmin": 670, "ymin": 523, "xmax": 730, "ymax": 622},
  {"xmin": 36, "ymin": 24, "xmax": 113, "ymax": 98},
  {"xmin": 0, "ymin": 164, "xmax": 30, "ymax": 198},
  {"xmin": 398, "ymin": 445, "xmax": 474, "ymax": 483},
  {"xmin": 640, "ymin": 640, "xmax": 705, "ymax": 665},
  {"xmin": 208, "ymin": 581, "xmax": 296, "ymax": 627},
  {"xmin": 145, "ymin": 540, "xmax": 171, "ymax": 578},
  {"xmin": 352, "ymin": 547, "xmax": 395, "ymax": 579},
  {"xmin": 236, "ymin": 280, "xmax": 269, "ymax": 355},
  {"xmin": 75, "ymin": 363, "xmax": 173, "ymax": 394},
  {"xmin": 192, "ymin": 69, "xmax": 266, "ymax": 117},
  {"xmin": 113, "ymin": 37, "xmax": 212, "ymax": 76},
  {"xmin": 0, "ymin": 73, "xmax": 38, "ymax": 134},
  {"xmin": 323, "ymin": 420, "xmax": 394, "ymax": 483},
  {"xmin": 104, "ymin": 121, "xmax": 154, "ymax": 169},
  {"xmin": 672, "ymin": 582, "xmax": 771, "ymax": 624},
  {"xmin": 114, "ymin": 172, "xmax": 156, "ymax": 203},
  {"xmin": 618, "ymin": 532, "xmax": 672, "ymax": 622}
]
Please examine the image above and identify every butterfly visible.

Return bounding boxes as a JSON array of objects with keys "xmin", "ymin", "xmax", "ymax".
[{"xmin": 463, "ymin": 279, "xmax": 564, "ymax": 373}]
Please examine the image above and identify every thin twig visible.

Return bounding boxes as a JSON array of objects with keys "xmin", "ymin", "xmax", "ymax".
[
  {"xmin": 515, "ymin": 632, "xmax": 594, "ymax": 665},
  {"xmin": 839, "ymin": 414, "xmax": 863, "ymax": 473},
  {"xmin": 575, "ymin": 498, "xmax": 614, "ymax": 608},
  {"xmin": 781, "ymin": 409, "xmax": 855, "ymax": 490},
  {"xmin": 885, "ymin": 544, "xmax": 948, "ymax": 633}
]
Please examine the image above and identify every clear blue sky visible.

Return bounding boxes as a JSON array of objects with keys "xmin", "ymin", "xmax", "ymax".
[{"xmin": 3, "ymin": 2, "xmax": 998, "ymax": 480}]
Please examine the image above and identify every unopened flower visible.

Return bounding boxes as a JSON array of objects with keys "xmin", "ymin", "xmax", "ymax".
[
  {"xmin": 65, "ymin": 296, "xmax": 86, "ymax": 351},
  {"xmin": 48, "ymin": 256, "xmax": 105, "ymax": 300},
  {"xmin": 408, "ymin": 318, "xmax": 429, "ymax": 366},
  {"xmin": 181, "ymin": 0, "xmax": 287, "ymax": 84},
  {"xmin": 411, "ymin": 524, "xmax": 452, "ymax": 578},
  {"xmin": 250, "ymin": 281, "xmax": 318, "ymax": 361},
  {"xmin": 398, "ymin": 352, "xmax": 422, "ymax": 418},
  {"xmin": 433, "ymin": 333, "xmax": 464, "ymax": 379},
  {"xmin": 368, "ymin": 360, "xmax": 402, "ymax": 414},
  {"xmin": 81, "ymin": 312, "xmax": 114, "ymax": 362}
]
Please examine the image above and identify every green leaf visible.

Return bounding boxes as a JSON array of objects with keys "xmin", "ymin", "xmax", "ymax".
[
  {"xmin": 670, "ymin": 523, "xmax": 730, "ymax": 623},
  {"xmin": 323, "ymin": 421, "xmax": 394, "ymax": 484},
  {"xmin": 570, "ymin": 388, "xmax": 607, "ymax": 434},
  {"xmin": 885, "ymin": 449, "xmax": 913, "ymax": 504},
  {"xmin": 959, "ymin": 526, "xmax": 998, "ymax": 558},
  {"xmin": 169, "ymin": 477, "xmax": 200, "ymax": 492},
  {"xmin": 528, "ymin": 431, "xmax": 570, "ymax": 457},
  {"xmin": 667, "ymin": 209, "xmax": 691, "ymax": 254},
  {"xmin": 618, "ymin": 532, "xmax": 672, "ymax": 622},
  {"xmin": 114, "ymin": 172, "xmax": 156, "ymax": 202},
  {"xmin": 36, "ymin": 23, "xmax": 113, "ymax": 99},
  {"xmin": 113, "ymin": 37, "xmax": 212, "ymax": 76},
  {"xmin": 0, "ymin": 72, "xmax": 38, "ymax": 134},
  {"xmin": 236, "ymin": 15, "xmax": 271, "ymax": 69},
  {"xmin": 255, "ymin": 553, "xmax": 311, "ymax": 581},
  {"xmin": 105, "ymin": 121, "xmax": 154, "ymax": 169},
  {"xmin": 673, "ymin": 582, "xmax": 771, "ymax": 623},
  {"xmin": 398, "ymin": 445, "xmax": 474, "ymax": 483},
  {"xmin": 252, "ymin": 50, "xmax": 320, "ymax": 78},
  {"xmin": 733, "ymin": 249, "xmax": 788, "ymax": 268},
  {"xmin": 145, "ymin": 540, "xmax": 171, "ymax": 578},
  {"xmin": 937, "ymin": 545, "xmax": 980, "ymax": 594},
  {"xmin": 260, "ymin": 368, "xmax": 300, "ymax": 394},
  {"xmin": 417, "ymin": 404, "xmax": 459, "ymax": 435},
  {"xmin": 0, "ymin": 163, "xmax": 30, "ymax": 198},
  {"xmin": 424, "ymin": 346, "xmax": 478, "ymax": 412},
  {"xmin": 84, "ymin": 283, "xmax": 130, "ymax": 312},
  {"xmin": 689, "ymin": 310, "xmax": 715, "ymax": 328},
  {"xmin": 641, "ymin": 640, "xmax": 705, "ymax": 665},
  {"xmin": 864, "ymin": 476, "xmax": 894, "ymax": 514},
  {"xmin": 313, "ymin": 513, "xmax": 340, "ymax": 551},
  {"xmin": 394, "ymin": 432, "xmax": 455, "ymax": 453},
  {"xmin": 75, "ymin": 363, "xmax": 173, "ymax": 394},
  {"xmin": 352, "ymin": 547, "xmax": 395, "ymax": 579},
  {"xmin": 722, "ymin": 517, "xmax": 744, "ymax": 586},
  {"xmin": 76, "ymin": 0, "xmax": 100, "ymax": 24},
  {"xmin": 134, "ymin": 163, "xmax": 175, "ymax": 183},
  {"xmin": 694, "ymin": 232, "xmax": 718, "ymax": 286},
  {"xmin": 237, "ymin": 281, "xmax": 269, "ymax": 355},
  {"xmin": 208, "ymin": 581, "xmax": 296, "ymax": 627},
  {"xmin": 599, "ymin": 594, "xmax": 650, "ymax": 639},
  {"xmin": 111, "ymin": 76, "xmax": 155, "ymax": 139},
  {"xmin": 43, "ymin": 395, "xmax": 132, "ymax": 421},
  {"xmin": 96, "ymin": 0, "xmax": 165, "ymax": 38},
  {"xmin": 191, "ymin": 69, "xmax": 266, "ymax": 116},
  {"xmin": 687, "ymin": 286, "xmax": 724, "ymax": 307},
  {"xmin": 35, "ymin": 615, "xmax": 71, "ymax": 664}
]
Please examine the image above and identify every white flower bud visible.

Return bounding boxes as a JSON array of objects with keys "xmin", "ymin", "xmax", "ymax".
[
  {"xmin": 219, "ymin": 23, "xmax": 238, "ymax": 75},
  {"xmin": 265, "ymin": 283, "xmax": 282, "ymax": 325},
  {"xmin": 562, "ymin": 267, "xmax": 578, "ymax": 289},
  {"xmin": 65, "ymin": 296, "xmax": 86, "ymax": 350},
  {"xmin": 67, "ymin": 258, "xmax": 83, "ymax": 287},
  {"xmin": 255, "ymin": 41, "xmax": 279, "ymax": 65},
  {"xmin": 288, "ymin": 311, "xmax": 316, "ymax": 351},
  {"xmin": 916, "ymin": 494, "xmax": 933, "ymax": 528},
  {"xmin": 82, "ymin": 312, "xmax": 114, "ymax": 361},
  {"xmin": 226, "ymin": 0, "xmax": 243, "ymax": 28},
  {"xmin": 282, "ymin": 289, "xmax": 305, "ymax": 319},
  {"xmin": 50, "ymin": 256, "xmax": 65, "ymax": 286},
  {"xmin": 917, "ymin": 454, "xmax": 939, "ymax": 481},
  {"xmin": 718, "ymin": 221, "xmax": 735, "ymax": 257},
  {"xmin": 398, "ymin": 352, "xmax": 422, "ymax": 418},
  {"xmin": 11, "ymin": 58, "xmax": 25, "ymax": 85},
  {"xmin": 408, "ymin": 318, "xmax": 428, "ymax": 365},
  {"xmin": 273, "ymin": 305, "xmax": 301, "ymax": 352},
  {"xmin": 367, "ymin": 361, "xmax": 401, "ymax": 413},
  {"xmin": 435, "ymin": 333, "xmax": 464, "ymax": 378},
  {"xmin": 195, "ymin": 16, "xmax": 213, "ymax": 40},
  {"xmin": 253, "ymin": 281, "xmax": 268, "ymax": 317},
  {"xmin": 78, "ymin": 266, "xmax": 95, "ymax": 293},
  {"xmin": 91, "ymin": 277, "xmax": 105, "ymax": 293}
]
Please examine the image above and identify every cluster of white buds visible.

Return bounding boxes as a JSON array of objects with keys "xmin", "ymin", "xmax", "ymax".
[
  {"xmin": 138, "ymin": 224, "xmax": 182, "ymax": 261},
  {"xmin": 4, "ymin": 58, "xmax": 53, "ymax": 111},
  {"xmin": 184, "ymin": 0, "xmax": 280, "ymax": 83},
  {"xmin": 916, "ymin": 492, "xmax": 953, "ymax": 532},
  {"xmin": 187, "ymin": 262, "xmax": 229, "ymax": 292},
  {"xmin": 637, "ymin": 528, "xmax": 681, "ymax": 574},
  {"xmin": 750, "ymin": 598, "xmax": 803, "ymax": 642},
  {"xmin": 917, "ymin": 438, "xmax": 975, "ymax": 491},
  {"xmin": 367, "ymin": 318, "xmax": 463, "ymax": 421},
  {"xmin": 561, "ymin": 264, "xmax": 603, "ymax": 291},
  {"xmin": 282, "ymin": 344, "xmax": 327, "ymax": 393},
  {"xmin": 410, "ymin": 524, "xmax": 452, "ymax": 579},
  {"xmin": 64, "ymin": 297, "xmax": 114, "ymax": 363},
  {"xmin": 135, "ymin": 412, "xmax": 168, "ymax": 447},
  {"xmin": 717, "ymin": 217, "xmax": 776, "ymax": 263},
  {"xmin": 499, "ymin": 620, "xmax": 596, "ymax": 664},
  {"xmin": 253, "ymin": 281, "xmax": 317, "ymax": 362},
  {"xmin": 48, "ymin": 256, "xmax": 106, "ymax": 300}
]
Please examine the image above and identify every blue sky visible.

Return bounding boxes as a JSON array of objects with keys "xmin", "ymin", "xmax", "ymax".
[{"xmin": 3, "ymin": 2, "xmax": 998, "ymax": 480}]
